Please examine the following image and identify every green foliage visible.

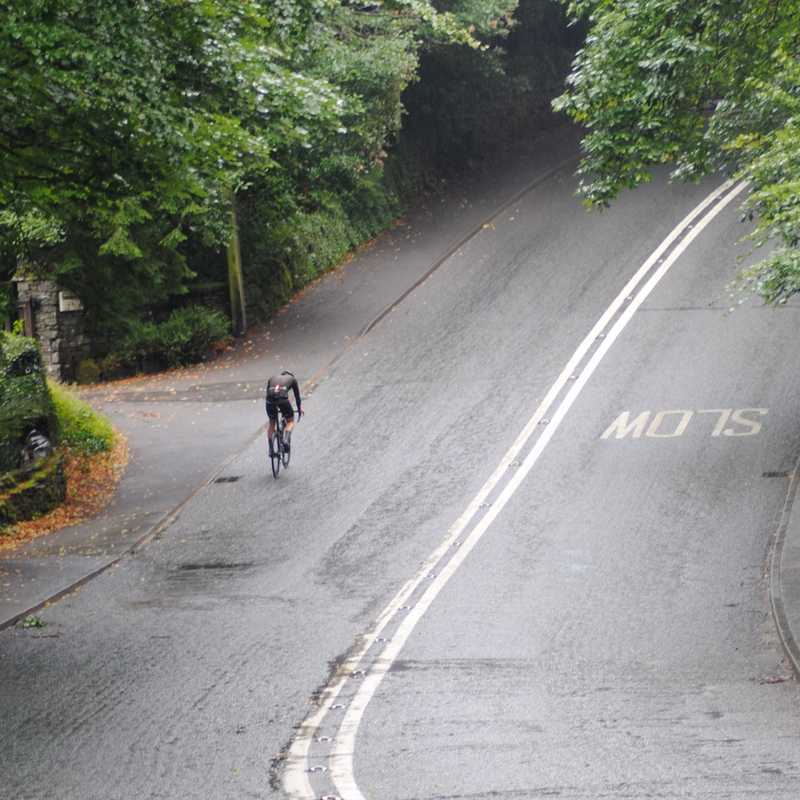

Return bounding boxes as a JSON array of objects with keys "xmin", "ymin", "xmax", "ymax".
[
  {"xmin": 230, "ymin": 0, "xmax": 579, "ymax": 321},
  {"xmin": 118, "ymin": 320, "xmax": 161, "ymax": 371},
  {"xmin": 118, "ymin": 306, "xmax": 231, "ymax": 371},
  {"xmin": 0, "ymin": 284, "xmax": 12, "ymax": 328},
  {"xmin": 48, "ymin": 381, "xmax": 114, "ymax": 455},
  {"xmin": 76, "ymin": 358, "xmax": 102, "ymax": 386},
  {"xmin": 400, "ymin": 0, "xmax": 576, "ymax": 175},
  {"xmin": 0, "ymin": 452, "xmax": 65, "ymax": 531},
  {"xmin": 716, "ymin": 50, "xmax": 800, "ymax": 301},
  {"xmin": 157, "ymin": 307, "xmax": 232, "ymax": 367},
  {"xmin": 237, "ymin": 166, "xmax": 403, "ymax": 316},
  {"xmin": 553, "ymin": 0, "xmax": 800, "ymax": 301},
  {"xmin": 0, "ymin": 0, "xmax": 347, "ymax": 323},
  {"xmin": 0, "ymin": 333, "xmax": 56, "ymax": 473},
  {"xmin": 0, "ymin": 209, "xmax": 63, "ymax": 252},
  {"xmin": 98, "ymin": 352, "xmax": 125, "ymax": 382},
  {"xmin": 742, "ymin": 249, "xmax": 800, "ymax": 306},
  {"xmin": 305, "ymin": 4, "xmax": 420, "ymax": 162}
]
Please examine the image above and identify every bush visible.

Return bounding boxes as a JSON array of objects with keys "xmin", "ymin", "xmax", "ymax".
[
  {"xmin": 118, "ymin": 318, "xmax": 161, "ymax": 370},
  {"xmin": 0, "ymin": 333, "xmax": 57, "ymax": 473},
  {"xmin": 117, "ymin": 305, "xmax": 230, "ymax": 372},
  {"xmin": 99, "ymin": 352, "xmax": 125, "ymax": 381},
  {"xmin": 48, "ymin": 381, "xmax": 114, "ymax": 455},
  {"xmin": 238, "ymin": 169, "xmax": 402, "ymax": 319},
  {"xmin": 157, "ymin": 306, "xmax": 231, "ymax": 367},
  {"xmin": 76, "ymin": 358, "xmax": 102, "ymax": 385},
  {"xmin": 0, "ymin": 452, "xmax": 66, "ymax": 531}
]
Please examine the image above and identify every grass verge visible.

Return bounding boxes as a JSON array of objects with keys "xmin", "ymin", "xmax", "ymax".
[{"xmin": 49, "ymin": 380, "xmax": 115, "ymax": 454}]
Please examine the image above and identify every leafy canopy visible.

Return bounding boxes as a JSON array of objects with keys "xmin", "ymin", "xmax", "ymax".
[
  {"xmin": 1, "ymin": 1, "xmax": 343, "ymax": 251},
  {"xmin": 553, "ymin": 0, "xmax": 800, "ymax": 301}
]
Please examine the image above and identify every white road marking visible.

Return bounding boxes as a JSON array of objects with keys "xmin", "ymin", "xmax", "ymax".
[
  {"xmin": 602, "ymin": 407, "xmax": 768, "ymax": 439},
  {"xmin": 282, "ymin": 178, "xmax": 746, "ymax": 800},
  {"xmin": 727, "ymin": 408, "xmax": 768, "ymax": 436},
  {"xmin": 601, "ymin": 410, "xmax": 652, "ymax": 439},
  {"xmin": 647, "ymin": 409, "xmax": 694, "ymax": 437},
  {"xmin": 698, "ymin": 408, "xmax": 734, "ymax": 437}
]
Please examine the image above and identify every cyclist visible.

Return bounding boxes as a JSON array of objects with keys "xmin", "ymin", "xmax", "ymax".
[{"xmin": 266, "ymin": 370, "xmax": 302, "ymax": 455}]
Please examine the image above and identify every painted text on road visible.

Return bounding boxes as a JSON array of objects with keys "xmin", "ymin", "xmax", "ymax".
[{"xmin": 601, "ymin": 408, "xmax": 768, "ymax": 439}]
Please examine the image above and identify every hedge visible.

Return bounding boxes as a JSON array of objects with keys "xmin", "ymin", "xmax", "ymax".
[{"xmin": 0, "ymin": 453, "xmax": 66, "ymax": 531}]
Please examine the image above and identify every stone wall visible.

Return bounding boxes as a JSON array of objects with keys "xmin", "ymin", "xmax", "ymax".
[{"xmin": 13, "ymin": 277, "xmax": 88, "ymax": 382}]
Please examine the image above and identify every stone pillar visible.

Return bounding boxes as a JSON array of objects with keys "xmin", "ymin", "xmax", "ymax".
[{"xmin": 12, "ymin": 276, "xmax": 88, "ymax": 382}]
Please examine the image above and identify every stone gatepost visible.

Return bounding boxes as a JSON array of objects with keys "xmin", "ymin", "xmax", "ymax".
[{"xmin": 12, "ymin": 276, "xmax": 88, "ymax": 382}]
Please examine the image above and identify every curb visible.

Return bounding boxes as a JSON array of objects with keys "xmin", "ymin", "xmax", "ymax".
[
  {"xmin": 0, "ymin": 155, "xmax": 576, "ymax": 632},
  {"xmin": 769, "ymin": 457, "xmax": 800, "ymax": 678}
]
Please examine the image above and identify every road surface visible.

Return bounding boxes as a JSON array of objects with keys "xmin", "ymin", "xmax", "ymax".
[{"xmin": 1, "ymin": 153, "xmax": 799, "ymax": 800}]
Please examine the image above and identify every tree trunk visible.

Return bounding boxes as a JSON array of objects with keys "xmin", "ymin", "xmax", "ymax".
[{"xmin": 227, "ymin": 197, "xmax": 247, "ymax": 337}]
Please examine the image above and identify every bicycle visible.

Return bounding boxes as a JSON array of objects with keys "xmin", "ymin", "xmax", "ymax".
[{"xmin": 268, "ymin": 406, "xmax": 298, "ymax": 479}]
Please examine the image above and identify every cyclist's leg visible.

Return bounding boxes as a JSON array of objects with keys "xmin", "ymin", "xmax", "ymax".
[
  {"xmin": 280, "ymin": 401, "xmax": 294, "ymax": 450},
  {"xmin": 283, "ymin": 400, "xmax": 295, "ymax": 433}
]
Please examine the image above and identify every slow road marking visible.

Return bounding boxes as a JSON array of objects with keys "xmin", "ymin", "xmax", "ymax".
[
  {"xmin": 602, "ymin": 408, "xmax": 768, "ymax": 439},
  {"xmin": 282, "ymin": 178, "xmax": 748, "ymax": 800}
]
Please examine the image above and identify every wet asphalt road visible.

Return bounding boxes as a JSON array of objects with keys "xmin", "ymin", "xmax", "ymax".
[{"xmin": 2, "ymin": 161, "xmax": 800, "ymax": 800}]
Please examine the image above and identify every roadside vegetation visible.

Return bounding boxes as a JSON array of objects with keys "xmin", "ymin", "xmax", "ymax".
[
  {"xmin": 48, "ymin": 381, "xmax": 114, "ymax": 454},
  {"xmin": 44, "ymin": 385, "xmax": 127, "ymax": 544},
  {"xmin": 553, "ymin": 0, "xmax": 800, "ymax": 302},
  {"xmin": 0, "ymin": 333, "xmax": 125, "ymax": 543},
  {"xmin": 3, "ymin": 1, "xmax": 794, "ymax": 373}
]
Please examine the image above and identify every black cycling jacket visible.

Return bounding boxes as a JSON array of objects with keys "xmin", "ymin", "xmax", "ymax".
[{"xmin": 265, "ymin": 372, "xmax": 301, "ymax": 412}]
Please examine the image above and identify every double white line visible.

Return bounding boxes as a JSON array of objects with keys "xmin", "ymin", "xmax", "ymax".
[{"xmin": 283, "ymin": 178, "xmax": 748, "ymax": 800}]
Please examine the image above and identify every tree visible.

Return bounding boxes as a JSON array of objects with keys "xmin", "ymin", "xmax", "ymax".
[
  {"xmin": 0, "ymin": 0, "xmax": 345, "ymax": 326},
  {"xmin": 553, "ymin": 0, "xmax": 800, "ymax": 301}
]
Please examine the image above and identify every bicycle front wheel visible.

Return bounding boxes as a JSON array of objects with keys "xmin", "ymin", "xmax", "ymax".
[
  {"xmin": 282, "ymin": 434, "xmax": 291, "ymax": 468},
  {"xmin": 269, "ymin": 433, "xmax": 281, "ymax": 478}
]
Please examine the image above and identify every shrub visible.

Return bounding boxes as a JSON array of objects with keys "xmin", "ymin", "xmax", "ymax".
[
  {"xmin": 237, "ymin": 164, "xmax": 402, "ymax": 319},
  {"xmin": 117, "ymin": 305, "xmax": 230, "ymax": 372},
  {"xmin": 48, "ymin": 381, "xmax": 114, "ymax": 455},
  {"xmin": 118, "ymin": 318, "xmax": 161, "ymax": 370},
  {"xmin": 156, "ymin": 306, "xmax": 230, "ymax": 367},
  {"xmin": 0, "ymin": 333, "xmax": 57, "ymax": 473},
  {"xmin": 76, "ymin": 358, "xmax": 102, "ymax": 385},
  {"xmin": 99, "ymin": 352, "xmax": 125, "ymax": 381}
]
